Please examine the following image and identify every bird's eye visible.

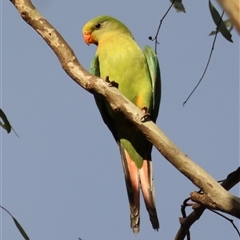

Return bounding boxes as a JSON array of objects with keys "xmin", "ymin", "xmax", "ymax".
[{"xmin": 95, "ymin": 23, "xmax": 101, "ymax": 29}]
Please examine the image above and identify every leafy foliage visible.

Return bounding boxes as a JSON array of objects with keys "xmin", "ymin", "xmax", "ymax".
[
  {"xmin": 209, "ymin": 0, "xmax": 233, "ymax": 42},
  {"xmin": 170, "ymin": 0, "xmax": 186, "ymax": 13},
  {"xmin": 209, "ymin": 19, "xmax": 233, "ymax": 36}
]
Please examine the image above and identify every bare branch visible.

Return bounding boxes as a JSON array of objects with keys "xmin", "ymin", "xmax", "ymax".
[
  {"xmin": 175, "ymin": 167, "xmax": 240, "ymax": 240},
  {"xmin": 9, "ymin": 0, "xmax": 240, "ymax": 220},
  {"xmin": 191, "ymin": 167, "xmax": 240, "ymax": 212}
]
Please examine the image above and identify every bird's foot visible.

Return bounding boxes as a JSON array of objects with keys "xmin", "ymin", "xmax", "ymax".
[
  {"xmin": 140, "ymin": 107, "xmax": 151, "ymax": 122},
  {"xmin": 105, "ymin": 76, "xmax": 119, "ymax": 88}
]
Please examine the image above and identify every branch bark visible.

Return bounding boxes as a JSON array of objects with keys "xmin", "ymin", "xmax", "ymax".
[
  {"xmin": 9, "ymin": 0, "xmax": 240, "ymax": 219},
  {"xmin": 175, "ymin": 167, "xmax": 240, "ymax": 240},
  {"xmin": 217, "ymin": 0, "xmax": 240, "ymax": 33}
]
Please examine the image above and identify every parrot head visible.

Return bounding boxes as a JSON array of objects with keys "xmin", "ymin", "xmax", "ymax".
[{"xmin": 82, "ymin": 15, "xmax": 133, "ymax": 45}]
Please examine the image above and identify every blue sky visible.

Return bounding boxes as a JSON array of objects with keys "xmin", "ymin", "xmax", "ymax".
[{"xmin": 1, "ymin": 0, "xmax": 239, "ymax": 239}]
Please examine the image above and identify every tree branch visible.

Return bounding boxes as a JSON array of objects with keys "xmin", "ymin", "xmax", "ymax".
[
  {"xmin": 175, "ymin": 167, "xmax": 240, "ymax": 240},
  {"xmin": 217, "ymin": 0, "xmax": 240, "ymax": 33},
  {"xmin": 9, "ymin": 0, "xmax": 240, "ymax": 219}
]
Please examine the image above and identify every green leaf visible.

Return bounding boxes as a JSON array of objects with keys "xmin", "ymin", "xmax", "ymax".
[
  {"xmin": 209, "ymin": 0, "xmax": 233, "ymax": 42},
  {"xmin": 224, "ymin": 19, "xmax": 233, "ymax": 29},
  {"xmin": 170, "ymin": 0, "xmax": 186, "ymax": 13},
  {"xmin": 12, "ymin": 217, "xmax": 30, "ymax": 240},
  {"xmin": 0, "ymin": 108, "xmax": 11, "ymax": 133},
  {"xmin": 209, "ymin": 19, "xmax": 233, "ymax": 36},
  {"xmin": 1, "ymin": 206, "xmax": 30, "ymax": 240},
  {"xmin": 0, "ymin": 108, "xmax": 19, "ymax": 137}
]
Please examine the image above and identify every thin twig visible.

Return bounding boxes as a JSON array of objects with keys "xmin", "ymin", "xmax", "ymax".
[
  {"xmin": 208, "ymin": 208, "xmax": 240, "ymax": 237},
  {"xmin": 149, "ymin": 0, "xmax": 175, "ymax": 53},
  {"xmin": 183, "ymin": 11, "xmax": 225, "ymax": 106},
  {"xmin": 180, "ymin": 197, "xmax": 191, "ymax": 240}
]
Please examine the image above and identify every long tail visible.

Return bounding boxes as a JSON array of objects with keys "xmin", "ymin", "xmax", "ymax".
[
  {"xmin": 139, "ymin": 159, "xmax": 159, "ymax": 230},
  {"xmin": 119, "ymin": 144, "xmax": 159, "ymax": 233},
  {"xmin": 119, "ymin": 145, "xmax": 140, "ymax": 233}
]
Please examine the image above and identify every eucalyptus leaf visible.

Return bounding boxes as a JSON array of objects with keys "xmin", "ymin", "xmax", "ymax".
[
  {"xmin": 12, "ymin": 217, "xmax": 30, "ymax": 240},
  {"xmin": 0, "ymin": 108, "xmax": 11, "ymax": 133},
  {"xmin": 1, "ymin": 206, "xmax": 30, "ymax": 240},
  {"xmin": 209, "ymin": 19, "xmax": 233, "ymax": 36},
  {"xmin": 170, "ymin": 0, "xmax": 186, "ymax": 13},
  {"xmin": 209, "ymin": 0, "xmax": 233, "ymax": 42}
]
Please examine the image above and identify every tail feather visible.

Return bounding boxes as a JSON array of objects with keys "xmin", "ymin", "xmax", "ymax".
[
  {"xmin": 119, "ymin": 145, "xmax": 140, "ymax": 233},
  {"xmin": 139, "ymin": 159, "xmax": 159, "ymax": 230},
  {"xmin": 119, "ymin": 144, "xmax": 159, "ymax": 232}
]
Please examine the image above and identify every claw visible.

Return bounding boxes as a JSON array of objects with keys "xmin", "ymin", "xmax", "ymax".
[
  {"xmin": 105, "ymin": 76, "xmax": 110, "ymax": 83},
  {"xmin": 140, "ymin": 113, "xmax": 151, "ymax": 122},
  {"xmin": 105, "ymin": 76, "xmax": 119, "ymax": 88},
  {"xmin": 140, "ymin": 107, "xmax": 151, "ymax": 122},
  {"xmin": 108, "ymin": 81, "xmax": 119, "ymax": 88}
]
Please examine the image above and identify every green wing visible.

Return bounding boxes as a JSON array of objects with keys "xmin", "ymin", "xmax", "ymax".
[
  {"xmin": 90, "ymin": 55, "xmax": 100, "ymax": 77},
  {"xmin": 144, "ymin": 46, "xmax": 161, "ymax": 123},
  {"xmin": 90, "ymin": 56, "xmax": 118, "ymax": 142},
  {"xmin": 90, "ymin": 46, "xmax": 161, "ymax": 140}
]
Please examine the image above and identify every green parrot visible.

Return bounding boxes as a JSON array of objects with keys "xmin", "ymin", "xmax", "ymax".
[{"xmin": 82, "ymin": 16, "xmax": 161, "ymax": 233}]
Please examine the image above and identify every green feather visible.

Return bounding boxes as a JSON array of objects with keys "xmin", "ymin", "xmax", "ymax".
[
  {"xmin": 85, "ymin": 16, "xmax": 161, "ymax": 168},
  {"xmin": 144, "ymin": 46, "xmax": 161, "ymax": 122}
]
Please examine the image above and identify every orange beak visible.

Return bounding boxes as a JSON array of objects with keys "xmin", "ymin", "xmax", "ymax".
[{"xmin": 83, "ymin": 31, "xmax": 97, "ymax": 45}]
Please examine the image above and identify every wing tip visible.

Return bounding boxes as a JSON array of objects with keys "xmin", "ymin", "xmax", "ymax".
[{"xmin": 150, "ymin": 212, "xmax": 160, "ymax": 230}]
